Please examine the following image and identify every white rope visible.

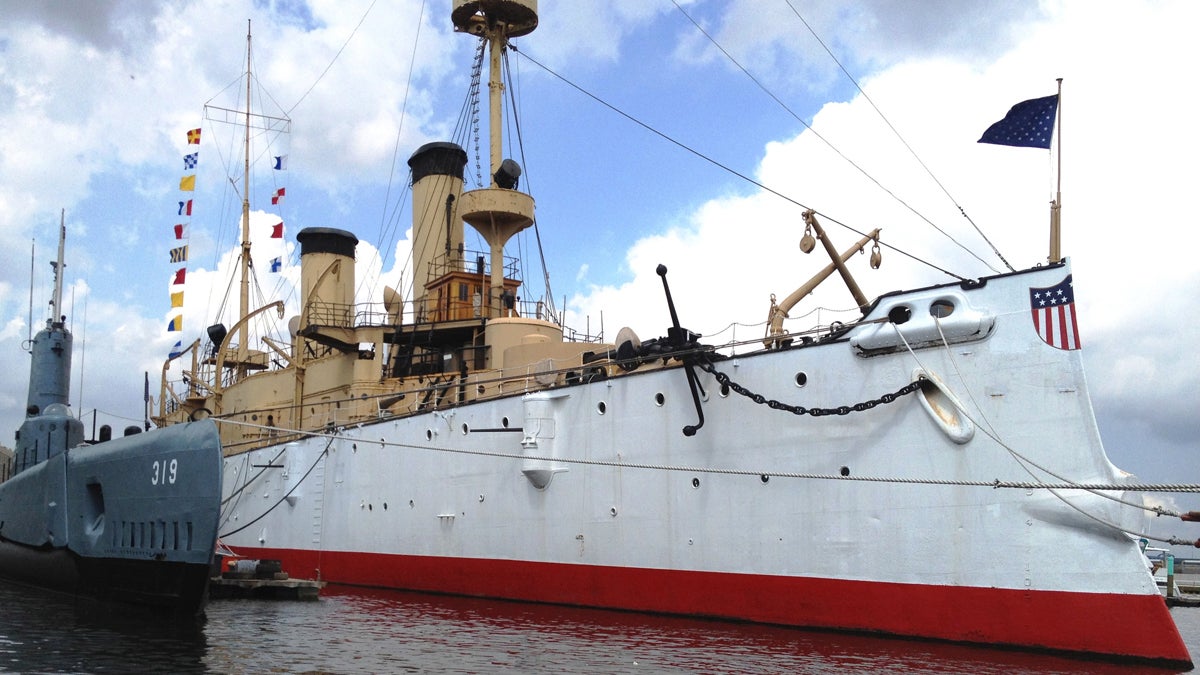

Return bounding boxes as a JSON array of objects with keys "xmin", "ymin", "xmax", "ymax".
[
  {"xmin": 896, "ymin": 319, "xmax": 1193, "ymax": 546},
  {"xmin": 214, "ymin": 417, "xmax": 1200, "ymax": 493}
]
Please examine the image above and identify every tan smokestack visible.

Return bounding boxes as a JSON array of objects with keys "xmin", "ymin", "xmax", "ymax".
[{"xmin": 408, "ymin": 142, "xmax": 467, "ymax": 306}]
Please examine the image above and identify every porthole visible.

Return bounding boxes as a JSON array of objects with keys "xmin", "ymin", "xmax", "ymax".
[
  {"xmin": 840, "ymin": 466, "xmax": 850, "ymax": 477},
  {"xmin": 794, "ymin": 372, "xmax": 808, "ymax": 388},
  {"xmin": 461, "ymin": 423, "xmax": 469, "ymax": 435},
  {"xmin": 760, "ymin": 474, "xmax": 770, "ymax": 484},
  {"xmin": 888, "ymin": 305, "xmax": 912, "ymax": 325},
  {"xmin": 691, "ymin": 477, "xmax": 701, "ymax": 489},
  {"xmin": 501, "ymin": 416, "xmax": 510, "ymax": 428},
  {"xmin": 930, "ymin": 299, "xmax": 956, "ymax": 318},
  {"xmin": 476, "ymin": 384, "xmax": 486, "ymax": 395},
  {"xmin": 425, "ymin": 429, "xmax": 433, "ymax": 441},
  {"xmin": 654, "ymin": 392, "xmax": 665, "ymax": 406},
  {"xmin": 597, "ymin": 401, "xmax": 607, "ymax": 415}
]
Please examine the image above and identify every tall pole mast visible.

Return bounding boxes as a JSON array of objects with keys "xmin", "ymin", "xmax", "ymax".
[
  {"xmin": 487, "ymin": 28, "xmax": 503, "ymax": 184},
  {"xmin": 237, "ymin": 20, "xmax": 253, "ymax": 377},
  {"xmin": 52, "ymin": 209, "xmax": 65, "ymax": 327},
  {"xmin": 451, "ymin": 0, "xmax": 538, "ymax": 317}
]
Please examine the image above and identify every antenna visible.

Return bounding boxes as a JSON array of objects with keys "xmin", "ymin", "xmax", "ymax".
[
  {"xmin": 75, "ymin": 288, "xmax": 88, "ymax": 416},
  {"xmin": 26, "ymin": 238, "xmax": 34, "ymax": 347},
  {"xmin": 50, "ymin": 209, "xmax": 66, "ymax": 327}
]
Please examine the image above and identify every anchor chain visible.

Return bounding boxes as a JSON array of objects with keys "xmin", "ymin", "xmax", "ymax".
[{"xmin": 696, "ymin": 359, "xmax": 922, "ymax": 416}]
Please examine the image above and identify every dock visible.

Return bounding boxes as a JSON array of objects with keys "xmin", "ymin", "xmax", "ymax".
[
  {"xmin": 1155, "ymin": 559, "xmax": 1200, "ymax": 607},
  {"xmin": 209, "ymin": 557, "xmax": 324, "ymax": 600},
  {"xmin": 210, "ymin": 575, "xmax": 325, "ymax": 600}
]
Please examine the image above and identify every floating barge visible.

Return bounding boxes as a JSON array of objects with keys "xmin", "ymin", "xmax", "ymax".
[
  {"xmin": 210, "ymin": 558, "xmax": 324, "ymax": 601},
  {"xmin": 209, "ymin": 575, "xmax": 324, "ymax": 601}
]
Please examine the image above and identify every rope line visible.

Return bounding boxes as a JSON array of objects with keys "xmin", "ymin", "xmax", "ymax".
[
  {"xmin": 214, "ymin": 417, "xmax": 1200, "ymax": 494},
  {"xmin": 508, "ymin": 44, "xmax": 964, "ymax": 281},
  {"xmin": 893, "ymin": 320, "xmax": 1195, "ymax": 546},
  {"xmin": 670, "ymin": 0, "xmax": 1000, "ymax": 275},
  {"xmin": 218, "ymin": 433, "xmax": 335, "ymax": 539}
]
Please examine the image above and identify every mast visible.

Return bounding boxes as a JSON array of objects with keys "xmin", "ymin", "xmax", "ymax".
[
  {"xmin": 51, "ymin": 209, "xmax": 66, "ymax": 328},
  {"xmin": 237, "ymin": 20, "xmax": 253, "ymax": 378},
  {"xmin": 451, "ymin": 1, "xmax": 538, "ymax": 317}
]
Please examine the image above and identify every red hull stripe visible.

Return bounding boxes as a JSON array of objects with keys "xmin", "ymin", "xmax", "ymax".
[{"xmin": 243, "ymin": 547, "xmax": 1191, "ymax": 666}]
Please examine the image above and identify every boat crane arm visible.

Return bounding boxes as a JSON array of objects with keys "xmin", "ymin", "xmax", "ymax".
[
  {"xmin": 211, "ymin": 300, "xmax": 285, "ymax": 411},
  {"xmin": 766, "ymin": 217, "xmax": 880, "ymax": 348}
]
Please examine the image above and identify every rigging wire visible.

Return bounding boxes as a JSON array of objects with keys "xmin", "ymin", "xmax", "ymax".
[
  {"xmin": 287, "ymin": 0, "xmax": 379, "ymax": 116},
  {"xmin": 216, "ymin": 416, "xmax": 1200, "ymax": 497},
  {"xmin": 502, "ymin": 40, "xmax": 558, "ymax": 322},
  {"xmin": 669, "ymin": 0, "xmax": 996, "ymax": 276},
  {"xmin": 508, "ymin": 44, "xmax": 964, "ymax": 282},
  {"xmin": 894, "ymin": 319, "xmax": 1192, "ymax": 546},
  {"xmin": 779, "ymin": 0, "xmax": 1013, "ymax": 273},
  {"xmin": 366, "ymin": 0, "xmax": 426, "ymax": 303}
]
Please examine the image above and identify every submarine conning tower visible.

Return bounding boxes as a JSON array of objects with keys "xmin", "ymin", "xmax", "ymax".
[
  {"xmin": 26, "ymin": 219, "xmax": 72, "ymax": 417},
  {"xmin": 297, "ymin": 227, "xmax": 359, "ymax": 327},
  {"xmin": 25, "ymin": 319, "xmax": 72, "ymax": 418}
]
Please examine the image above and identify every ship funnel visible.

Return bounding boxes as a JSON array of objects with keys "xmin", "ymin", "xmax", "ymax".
[
  {"xmin": 408, "ymin": 142, "xmax": 467, "ymax": 303},
  {"xmin": 297, "ymin": 228, "xmax": 359, "ymax": 321}
]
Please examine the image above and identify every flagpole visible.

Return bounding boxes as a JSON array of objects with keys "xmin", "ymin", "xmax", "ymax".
[{"xmin": 1049, "ymin": 77, "xmax": 1063, "ymax": 263}]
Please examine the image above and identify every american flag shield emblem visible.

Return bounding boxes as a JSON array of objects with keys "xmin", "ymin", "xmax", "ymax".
[{"xmin": 1029, "ymin": 275, "xmax": 1081, "ymax": 350}]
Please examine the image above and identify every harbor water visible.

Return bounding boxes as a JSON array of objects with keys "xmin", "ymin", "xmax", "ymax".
[{"xmin": 0, "ymin": 580, "xmax": 1196, "ymax": 674}]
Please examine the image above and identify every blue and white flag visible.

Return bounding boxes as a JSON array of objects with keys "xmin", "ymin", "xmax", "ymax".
[
  {"xmin": 978, "ymin": 94, "xmax": 1058, "ymax": 149},
  {"xmin": 270, "ymin": 257, "xmax": 282, "ymax": 273},
  {"xmin": 274, "ymin": 155, "xmax": 288, "ymax": 170},
  {"xmin": 168, "ymin": 340, "xmax": 183, "ymax": 359},
  {"xmin": 183, "ymin": 152, "xmax": 198, "ymax": 170}
]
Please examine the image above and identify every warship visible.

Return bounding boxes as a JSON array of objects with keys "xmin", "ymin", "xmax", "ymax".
[{"xmin": 154, "ymin": 0, "xmax": 1191, "ymax": 665}]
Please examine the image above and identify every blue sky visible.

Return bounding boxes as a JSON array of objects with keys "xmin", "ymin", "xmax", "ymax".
[{"xmin": 1, "ymin": 1, "xmax": 1198, "ymax": 548}]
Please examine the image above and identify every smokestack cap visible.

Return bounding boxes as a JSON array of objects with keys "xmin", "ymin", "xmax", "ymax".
[
  {"xmin": 297, "ymin": 227, "xmax": 359, "ymax": 259},
  {"xmin": 409, "ymin": 142, "xmax": 467, "ymax": 183}
]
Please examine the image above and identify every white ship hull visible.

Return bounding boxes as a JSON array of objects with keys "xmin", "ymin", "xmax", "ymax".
[{"xmin": 216, "ymin": 261, "xmax": 1188, "ymax": 664}]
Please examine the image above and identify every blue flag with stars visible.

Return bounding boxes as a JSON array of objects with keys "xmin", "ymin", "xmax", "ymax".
[{"xmin": 979, "ymin": 94, "xmax": 1058, "ymax": 149}]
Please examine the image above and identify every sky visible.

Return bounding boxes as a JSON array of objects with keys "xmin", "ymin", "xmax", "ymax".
[{"xmin": 0, "ymin": 1, "xmax": 1197, "ymax": 548}]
